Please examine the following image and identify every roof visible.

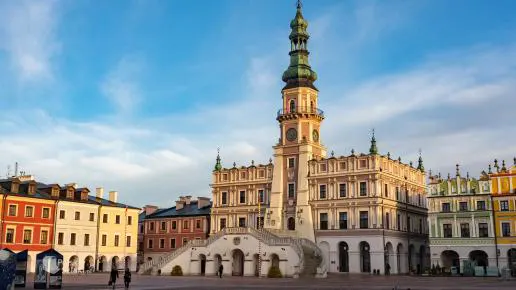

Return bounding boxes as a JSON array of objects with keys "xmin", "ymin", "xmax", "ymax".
[{"xmin": 146, "ymin": 200, "xmax": 211, "ymax": 219}]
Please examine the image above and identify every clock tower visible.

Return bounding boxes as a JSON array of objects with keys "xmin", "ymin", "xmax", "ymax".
[{"xmin": 265, "ymin": 1, "xmax": 326, "ymax": 242}]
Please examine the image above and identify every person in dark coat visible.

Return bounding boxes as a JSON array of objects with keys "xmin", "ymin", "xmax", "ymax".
[
  {"xmin": 218, "ymin": 264, "xmax": 223, "ymax": 278},
  {"xmin": 110, "ymin": 268, "xmax": 119, "ymax": 289},
  {"xmin": 124, "ymin": 268, "xmax": 131, "ymax": 289}
]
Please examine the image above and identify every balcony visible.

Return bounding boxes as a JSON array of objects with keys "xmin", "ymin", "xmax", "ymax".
[{"xmin": 277, "ymin": 106, "xmax": 324, "ymax": 121}]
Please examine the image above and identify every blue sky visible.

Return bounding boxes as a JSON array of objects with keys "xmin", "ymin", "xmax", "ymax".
[{"xmin": 0, "ymin": 0, "xmax": 515, "ymax": 206}]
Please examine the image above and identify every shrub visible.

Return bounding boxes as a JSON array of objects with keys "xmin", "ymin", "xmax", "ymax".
[
  {"xmin": 267, "ymin": 266, "xmax": 282, "ymax": 278},
  {"xmin": 171, "ymin": 265, "xmax": 183, "ymax": 276}
]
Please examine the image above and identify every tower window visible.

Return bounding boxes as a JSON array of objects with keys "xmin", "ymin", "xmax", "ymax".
[
  {"xmin": 288, "ymin": 158, "xmax": 295, "ymax": 168},
  {"xmin": 289, "ymin": 100, "xmax": 296, "ymax": 113},
  {"xmin": 288, "ymin": 183, "xmax": 295, "ymax": 199}
]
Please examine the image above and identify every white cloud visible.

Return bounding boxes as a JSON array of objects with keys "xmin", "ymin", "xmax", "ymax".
[{"xmin": 0, "ymin": 0, "xmax": 60, "ymax": 82}]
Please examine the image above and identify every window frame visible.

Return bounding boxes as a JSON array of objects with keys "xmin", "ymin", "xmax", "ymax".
[
  {"xmin": 25, "ymin": 206, "xmax": 34, "ymax": 218},
  {"xmin": 501, "ymin": 222, "xmax": 511, "ymax": 237},
  {"xmin": 359, "ymin": 182, "xmax": 367, "ymax": 197},
  {"xmin": 500, "ymin": 200, "xmax": 509, "ymax": 211},
  {"xmin": 42, "ymin": 207, "xmax": 50, "ymax": 219},
  {"xmin": 74, "ymin": 211, "xmax": 81, "ymax": 220},
  {"xmin": 40, "ymin": 229, "xmax": 49, "ymax": 244},
  {"xmin": 221, "ymin": 191, "xmax": 228, "ymax": 205},
  {"xmin": 359, "ymin": 211, "xmax": 369, "ymax": 229},
  {"xmin": 84, "ymin": 234, "xmax": 90, "ymax": 246},
  {"xmin": 339, "ymin": 183, "xmax": 347, "ymax": 198},
  {"xmin": 59, "ymin": 210, "xmax": 66, "ymax": 219},
  {"xmin": 460, "ymin": 223, "xmax": 470, "ymax": 238},
  {"xmin": 288, "ymin": 183, "xmax": 296, "ymax": 199},
  {"xmin": 319, "ymin": 213, "xmax": 328, "ymax": 230},
  {"xmin": 70, "ymin": 233, "xmax": 76, "ymax": 246},
  {"xmin": 338, "ymin": 212, "xmax": 348, "ymax": 229},
  {"xmin": 22, "ymin": 229, "xmax": 32, "ymax": 244},
  {"xmin": 443, "ymin": 224, "xmax": 453, "ymax": 238},
  {"xmin": 319, "ymin": 184, "xmax": 327, "ymax": 199},
  {"xmin": 239, "ymin": 190, "xmax": 246, "ymax": 204},
  {"xmin": 8, "ymin": 204, "xmax": 18, "ymax": 217},
  {"xmin": 170, "ymin": 238, "xmax": 176, "ymax": 249},
  {"xmin": 58, "ymin": 232, "xmax": 64, "ymax": 245},
  {"xmin": 220, "ymin": 218, "xmax": 226, "ymax": 230},
  {"xmin": 5, "ymin": 227, "xmax": 15, "ymax": 243},
  {"xmin": 288, "ymin": 157, "xmax": 296, "ymax": 168}
]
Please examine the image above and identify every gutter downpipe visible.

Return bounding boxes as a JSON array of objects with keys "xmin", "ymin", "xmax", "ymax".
[
  {"xmin": 490, "ymin": 195, "xmax": 500, "ymax": 272},
  {"xmin": 0, "ymin": 194, "xmax": 8, "ymax": 249},
  {"xmin": 95, "ymin": 204, "xmax": 102, "ymax": 272}
]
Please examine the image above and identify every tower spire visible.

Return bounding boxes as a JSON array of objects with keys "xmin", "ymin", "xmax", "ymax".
[
  {"xmin": 282, "ymin": 0, "xmax": 317, "ymax": 90},
  {"xmin": 214, "ymin": 148, "xmax": 222, "ymax": 171},
  {"xmin": 369, "ymin": 129, "xmax": 378, "ymax": 155},
  {"xmin": 417, "ymin": 149, "xmax": 425, "ymax": 172}
]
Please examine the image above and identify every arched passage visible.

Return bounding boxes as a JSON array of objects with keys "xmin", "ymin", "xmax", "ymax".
[
  {"xmin": 408, "ymin": 244, "xmax": 415, "ymax": 273},
  {"xmin": 338, "ymin": 241, "xmax": 349, "ymax": 272},
  {"xmin": 287, "ymin": 217, "xmax": 295, "ymax": 231},
  {"xmin": 418, "ymin": 245, "xmax": 426, "ymax": 274},
  {"xmin": 469, "ymin": 250, "xmax": 488, "ymax": 268},
  {"xmin": 199, "ymin": 254, "xmax": 206, "ymax": 275},
  {"xmin": 385, "ymin": 242, "xmax": 394, "ymax": 275},
  {"xmin": 84, "ymin": 256, "xmax": 94, "ymax": 272},
  {"xmin": 98, "ymin": 256, "xmax": 107, "ymax": 272},
  {"xmin": 441, "ymin": 250, "xmax": 460, "ymax": 273},
  {"xmin": 396, "ymin": 243, "xmax": 405, "ymax": 274},
  {"xmin": 124, "ymin": 256, "xmax": 131, "ymax": 270},
  {"xmin": 270, "ymin": 253, "xmax": 280, "ymax": 269},
  {"xmin": 213, "ymin": 254, "xmax": 222, "ymax": 276},
  {"xmin": 69, "ymin": 255, "xmax": 79, "ymax": 273},
  {"xmin": 508, "ymin": 249, "xmax": 516, "ymax": 277},
  {"xmin": 111, "ymin": 256, "xmax": 120, "ymax": 271},
  {"xmin": 359, "ymin": 241, "xmax": 371, "ymax": 273},
  {"xmin": 231, "ymin": 249, "xmax": 244, "ymax": 276}
]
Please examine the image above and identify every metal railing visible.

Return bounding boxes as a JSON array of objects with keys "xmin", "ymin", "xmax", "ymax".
[{"xmin": 277, "ymin": 106, "xmax": 324, "ymax": 118}]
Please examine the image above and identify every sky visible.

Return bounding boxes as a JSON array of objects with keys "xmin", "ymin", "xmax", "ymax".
[{"xmin": 0, "ymin": 0, "xmax": 515, "ymax": 207}]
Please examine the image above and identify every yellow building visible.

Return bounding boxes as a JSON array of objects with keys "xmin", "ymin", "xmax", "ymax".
[
  {"xmin": 490, "ymin": 158, "xmax": 516, "ymax": 273},
  {"xmin": 96, "ymin": 188, "xmax": 139, "ymax": 272}
]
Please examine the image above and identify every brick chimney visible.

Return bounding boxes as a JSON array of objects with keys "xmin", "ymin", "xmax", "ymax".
[
  {"xmin": 197, "ymin": 197, "xmax": 211, "ymax": 209},
  {"xmin": 96, "ymin": 187, "xmax": 104, "ymax": 199},
  {"xmin": 176, "ymin": 196, "xmax": 185, "ymax": 210},
  {"xmin": 181, "ymin": 195, "xmax": 192, "ymax": 205},
  {"xmin": 109, "ymin": 191, "xmax": 118, "ymax": 203},
  {"xmin": 144, "ymin": 205, "xmax": 158, "ymax": 215},
  {"xmin": 18, "ymin": 175, "xmax": 35, "ymax": 182}
]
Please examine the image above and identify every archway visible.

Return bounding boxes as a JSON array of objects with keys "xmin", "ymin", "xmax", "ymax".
[
  {"xmin": 231, "ymin": 249, "xmax": 244, "ymax": 276},
  {"xmin": 84, "ymin": 256, "xmax": 94, "ymax": 272},
  {"xmin": 199, "ymin": 254, "xmax": 206, "ymax": 275},
  {"xmin": 69, "ymin": 255, "xmax": 79, "ymax": 273},
  {"xmin": 441, "ymin": 250, "xmax": 460, "ymax": 273},
  {"xmin": 385, "ymin": 242, "xmax": 394, "ymax": 275},
  {"xmin": 98, "ymin": 256, "xmax": 107, "ymax": 272},
  {"xmin": 408, "ymin": 244, "xmax": 415, "ymax": 273},
  {"xmin": 508, "ymin": 249, "xmax": 516, "ymax": 277},
  {"xmin": 418, "ymin": 245, "xmax": 426, "ymax": 274},
  {"xmin": 287, "ymin": 217, "xmax": 295, "ymax": 231},
  {"xmin": 359, "ymin": 241, "xmax": 371, "ymax": 273},
  {"xmin": 124, "ymin": 256, "xmax": 131, "ymax": 270},
  {"xmin": 253, "ymin": 254, "xmax": 260, "ymax": 276},
  {"xmin": 338, "ymin": 241, "xmax": 349, "ymax": 272},
  {"xmin": 468, "ymin": 249, "xmax": 488, "ymax": 275},
  {"xmin": 396, "ymin": 243, "xmax": 404, "ymax": 274},
  {"xmin": 111, "ymin": 256, "xmax": 120, "ymax": 271},
  {"xmin": 214, "ymin": 254, "xmax": 222, "ymax": 276},
  {"xmin": 270, "ymin": 253, "xmax": 280, "ymax": 269}
]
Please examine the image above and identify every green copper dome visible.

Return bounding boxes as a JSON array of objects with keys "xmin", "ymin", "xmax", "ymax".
[{"xmin": 282, "ymin": 1, "xmax": 317, "ymax": 90}]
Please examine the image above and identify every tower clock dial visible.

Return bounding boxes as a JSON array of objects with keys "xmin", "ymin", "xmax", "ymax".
[
  {"xmin": 312, "ymin": 129, "xmax": 319, "ymax": 142},
  {"xmin": 286, "ymin": 128, "xmax": 298, "ymax": 142}
]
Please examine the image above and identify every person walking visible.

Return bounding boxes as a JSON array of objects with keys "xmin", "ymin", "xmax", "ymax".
[
  {"xmin": 218, "ymin": 264, "xmax": 224, "ymax": 278},
  {"xmin": 110, "ymin": 267, "xmax": 119, "ymax": 289},
  {"xmin": 386, "ymin": 263, "xmax": 391, "ymax": 275},
  {"xmin": 124, "ymin": 268, "xmax": 131, "ymax": 289}
]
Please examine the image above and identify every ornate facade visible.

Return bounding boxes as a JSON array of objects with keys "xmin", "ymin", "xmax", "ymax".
[{"xmin": 427, "ymin": 166, "xmax": 496, "ymax": 275}]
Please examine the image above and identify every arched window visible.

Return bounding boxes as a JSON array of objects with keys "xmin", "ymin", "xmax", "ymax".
[
  {"xmin": 289, "ymin": 100, "xmax": 296, "ymax": 113},
  {"xmin": 310, "ymin": 101, "xmax": 314, "ymax": 113}
]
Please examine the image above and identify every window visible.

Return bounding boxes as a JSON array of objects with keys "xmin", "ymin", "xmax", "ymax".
[
  {"xmin": 500, "ymin": 201, "xmax": 509, "ymax": 211},
  {"xmin": 59, "ymin": 210, "xmax": 65, "ymax": 219},
  {"xmin": 126, "ymin": 236, "xmax": 131, "ymax": 247},
  {"xmin": 360, "ymin": 160, "xmax": 367, "ymax": 168},
  {"xmin": 339, "ymin": 212, "xmax": 348, "ymax": 229},
  {"xmin": 397, "ymin": 214, "xmax": 401, "ymax": 230},
  {"xmin": 320, "ymin": 164, "xmax": 327, "ymax": 172},
  {"xmin": 148, "ymin": 239, "xmax": 153, "ymax": 249},
  {"xmin": 419, "ymin": 219, "xmax": 423, "ymax": 233},
  {"xmin": 478, "ymin": 223, "xmax": 489, "ymax": 237},
  {"xmin": 42, "ymin": 208, "xmax": 50, "ymax": 218},
  {"xmin": 149, "ymin": 222, "xmax": 154, "ymax": 231},
  {"xmin": 182, "ymin": 237, "xmax": 188, "ymax": 245},
  {"xmin": 240, "ymin": 172, "xmax": 246, "ymax": 179},
  {"xmin": 171, "ymin": 221, "xmax": 177, "ymax": 230},
  {"xmin": 23, "ymin": 230, "xmax": 31, "ymax": 244},
  {"xmin": 114, "ymin": 235, "xmax": 120, "ymax": 247},
  {"xmin": 89, "ymin": 213, "xmax": 95, "ymax": 221},
  {"xmin": 223, "ymin": 174, "xmax": 228, "ymax": 181},
  {"xmin": 159, "ymin": 239, "xmax": 165, "ymax": 249},
  {"xmin": 239, "ymin": 190, "xmax": 246, "ymax": 204},
  {"xmin": 359, "ymin": 182, "xmax": 367, "ymax": 196},
  {"xmin": 386, "ymin": 213, "xmax": 390, "ymax": 230},
  {"xmin": 460, "ymin": 223, "xmax": 470, "ymax": 238},
  {"xmin": 221, "ymin": 192, "xmax": 228, "ymax": 205},
  {"xmin": 442, "ymin": 203, "xmax": 451, "ymax": 213},
  {"xmin": 40, "ymin": 230, "xmax": 48, "ymax": 244},
  {"xmin": 6, "ymin": 229, "xmax": 14, "ymax": 243},
  {"xmin": 502, "ymin": 222, "xmax": 511, "ymax": 237},
  {"xmin": 84, "ymin": 234, "xmax": 90, "ymax": 246},
  {"xmin": 25, "ymin": 206, "xmax": 34, "ymax": 217},
  {"xmin": 289, "ymin": 99, "xmax": 296, "ymax": 112},
  {"xmin": 220, "ymin": 218, "xmax": 226, "ymax": 230},
  {"xmin": 102, "ymin": 234, "xmax": 107, "ymax": 246},
  {"xmin": 160, "ymin": 222, "xmax": 166, "ymax": 231},
  {"xmin": 459, "ymin": 202, "xmax": 468, "ymax": 211},
  {"xmin": 70, "ymin": 233, "xmax": 76, "ymax": 245},
  {"xmin": 8, "ymin": 205, "xmax": 17, "ymax": 216},
  {"xmin": 75, "ymin": 211, "xmax": 80, "ymax": 220},
  {"xmin": 288, "ymin": 183, "xmax": 295, "ymax": 199},
  {"xmin": 170, "ymin": 238, "xmax": 176, "ymax": 248},
  {"xmin": 58, "ymin": 233, "xmax": 64, "ymax": 245},
  {"xmin": 196, "ymin": 220, "xmax": 201, "ymax": 229},
  {"xmin": 477, "ymin": 201, "xmax": 486, "ymax": 211},
  {"xmin": 238, "ymin": 217, "xmax": 246, "ymax": 227},
  {"xmin": 360, "ymin": 211, "xmax": 369, "ymax": 229},
  {"xmin": 257, "ymin": 216, "xmax": 264, "ymax": 229},
  {"xmin": 339, "ymin": 183, "xmax": 347, "ymax": 198},
  {"xmin": 407, "ymin": 217, "xmax": 411, "ymax": 232},
  {"xmin": 183, "ymin": 220, "xmax": 189, "ymax": 230},
  {"xmin": 319, "ymin": 184, "xmax": 327, "ymax": 199},
  {"xmin": 384, "ymin": 184, "xmax": 388, "ymax": 197},
  {"xmin": 103, "ymin": 214, "xmax": 108, "ymax": 223},
  {"xmin": 115, "ymin": 215, "xmax": 121, "ymax": 224},
  {"xmin": 259, "ymin": 170, "xmax": 265, "ymax": 178},
  {"xmin": 443, "ymin": 224, "xmax": 452, "ymax": 238},
  {"xmin": 128, "ymin": 216, "xmax": 133, "ymax": 225},
  {"xmin": 258, "ymin": 189, "xmax": 264, "ymax": 203},
  {"xmin": 319, "ymin": 213, "xmax": 328, "ymax": 230},
  {"xmin": 396, "ymin": 187, "xmax": 400, "ymax": 201},
  {"xmin": 288, "ymin": 158, "xmax": 295, "ymax": 168},
  {"xmin": 339, "ymin": 162, "xmax": 347, "ymax": 170}
]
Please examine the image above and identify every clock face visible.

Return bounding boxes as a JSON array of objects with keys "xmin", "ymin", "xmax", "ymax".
[
  {"xmin": 312, "ymin": 129, "xmax": 319, "ymax": 142},
  {"xmin": 286, "ymin": 128, "xmax": 297, "ymax": 142}
]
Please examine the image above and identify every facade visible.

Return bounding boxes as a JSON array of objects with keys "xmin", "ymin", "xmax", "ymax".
[
  {"xmin": 427, "ymin": 166, "xmax": 496, "ymax": 275},
  {"xmin": 96, "ymin": 189, "xmax": 140, "ymax": 272},
  {"xmin": 138, "ymin": 205, "xmax": 159, "ymax": 269},
  {"xmin": 143, "ymin": 196, "xmax": 211, "ymax": 261},
  {"xmin": 0, "ymin": 176, "xmax": 56, "ymax": 273},
  {"xmin": 490, "ymin": 159, "xmax": 516, "ymax": 275}
]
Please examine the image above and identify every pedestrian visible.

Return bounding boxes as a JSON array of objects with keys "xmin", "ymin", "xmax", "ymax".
[
  {"xmin": 110, "ymin": 267, "xmax": 119, "ymax": 289},
  {"xmin": 124, "ymin": 268, "xmax": 131, "ymax": 289},
  {"xmin": 218, "ymin": 264, "xmax": 224, "ymax": 278},
  {"xmin": 386, "ymin": 263, "xmax": 391, "ymax": 275}
]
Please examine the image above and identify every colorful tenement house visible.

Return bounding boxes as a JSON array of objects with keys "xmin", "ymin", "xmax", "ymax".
[
  {"xmin": 427, "ymin": 165, "xmax": 496, "ymax": 276},
  {"xmin": 142, "ymin": 196, "xmax": 211, "ymax": 261},
  {"xmin": 138, "ymin": 2, "xmax": 428, "ymax": 278},
  {"xmin": 138, "ymin": 205, "xmax": 159, "ymax": 269},
  {"xmin": 489, "ymin": 158, "xmax": 516, "ymax": 274}
]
